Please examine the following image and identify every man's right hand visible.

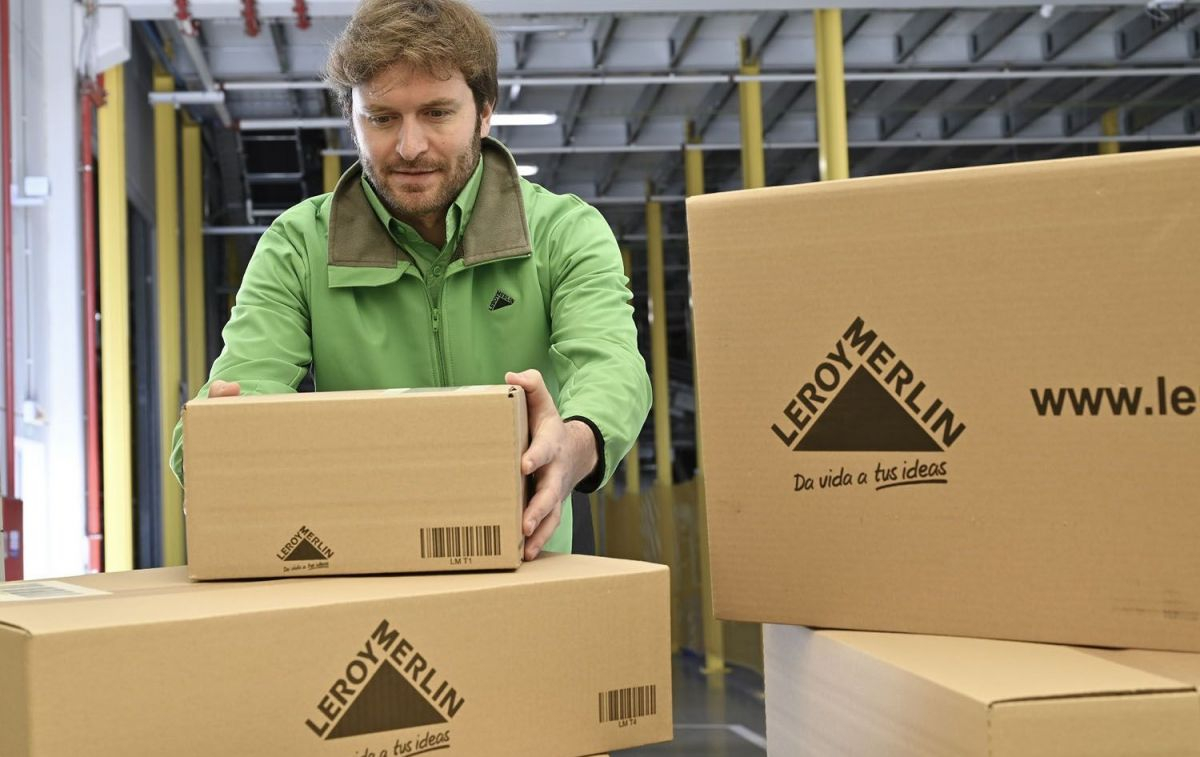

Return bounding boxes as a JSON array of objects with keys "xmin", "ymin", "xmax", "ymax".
[{"xmin": 209, "ymin": 380, "xmax": 241, "ymax": 398}]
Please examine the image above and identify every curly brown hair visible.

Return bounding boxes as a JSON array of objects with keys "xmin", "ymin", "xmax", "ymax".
[{"xmin": 324, "ymin": 0, "xmax": 499, "ymax": 119}]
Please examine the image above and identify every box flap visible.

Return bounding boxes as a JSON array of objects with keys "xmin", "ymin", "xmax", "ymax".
[
  {"xmin": 819, "ymin": 631, "xmax": 1192, "ymax": 705},
  {"xmin": 990, "ymin": 692, "xmax": 1200, "ymax": 756},
  {"xmin": 1079, "ymin": 647, "xmax": 1200, "ymax": 688},
  {"xmin": 0, "ymin": 553, "xmax": 666, "ymax": 635},
  {"xmin": 186, "ymin": 384, "xmax": 518, "ymax": 409}
]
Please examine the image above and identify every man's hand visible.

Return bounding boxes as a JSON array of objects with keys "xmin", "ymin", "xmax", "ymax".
[
  {"xmin": 505, "ymin": 369, "xmax": 598, "ymax": 561},
  {"xmin": 208, "ymin": 380, "xmax": 241, "ymax": 398}
]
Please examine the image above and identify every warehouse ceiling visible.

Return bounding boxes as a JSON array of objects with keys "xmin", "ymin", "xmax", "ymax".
[{"xmin": 121, "ymin": 2, "xmax": 1200, "ymax": 240}]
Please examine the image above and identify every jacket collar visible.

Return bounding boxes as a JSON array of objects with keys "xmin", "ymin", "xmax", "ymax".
[{"xmin": 327, "ymin": 136, "xmax": 531, "ymax": 280}]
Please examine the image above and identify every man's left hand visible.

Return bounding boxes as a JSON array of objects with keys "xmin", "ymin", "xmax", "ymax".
[{"xmin": 505, "ymin": 369, "xmax": 598, "ymax": 561}]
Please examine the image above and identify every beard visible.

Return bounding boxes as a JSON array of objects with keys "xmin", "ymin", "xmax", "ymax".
[{"xmin": 360, "ymin": 123, "xmax": 482, "ymax": 227}]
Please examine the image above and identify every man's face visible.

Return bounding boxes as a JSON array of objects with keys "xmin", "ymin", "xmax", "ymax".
[{"xmin": 350, "ymin": 63, "xmax": 493, "ymax": 227}]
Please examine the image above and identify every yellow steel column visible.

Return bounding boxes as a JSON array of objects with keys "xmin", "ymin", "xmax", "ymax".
[
  {"xmin": 737, "ymin": 39, "xmax": 766, "ymax": 189},
  {"xmin": 685, "ymin": 122, "xmax": 726, "ymax": 679},
  {"xmin": 183, "ymin": 116, "xmax": 206, "ymax": 403},
  {"xmin": 646, "ymin": 192, "xmax": 681, "ymax": 651},
  {"xmin": 1099, "ymin": 109, "xmax": 1120, "ymax": 155},
  {"xmin": 153, "ymin": 71, "xmax": 185, "ymax": 565},
  {"xmin": 323, "ymin": 132, "xmax": 342, "ymax": 193},
  {"xmin": 98, "ymin": 65, "xmax": 133, "ymax": 571},
  {"xmin": 814, "ymin": 10, "xmax": 850, "ymax": 181}
]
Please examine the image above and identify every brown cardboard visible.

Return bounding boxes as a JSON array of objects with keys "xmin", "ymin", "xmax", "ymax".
[
  {"xmin": 764, "ymin": 625, "xmax": 1200, "ymax": 756},
  {"xmin": 183, "ymin": 385, "xmax": 527, "ymax": 579},
  {"xmin": 686, "ymin": 148, "xmax": 1200, "ymax": 650},
  {"xmin": 0, "ymin": 553, "xmax": 672, "ymax": 757}
]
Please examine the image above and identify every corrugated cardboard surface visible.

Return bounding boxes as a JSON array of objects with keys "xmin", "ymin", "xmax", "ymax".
[
  {"xmin": 764, "ymin": 625, "xmax": 1200, "ymax": 756},
  {"xmin": 183, "ymin": 386, "xmax": 527, "ymax": 579},
  {"xmin": 0, "ymin": 554, "xmax": 671, "ymax": 756},
  {"xmin": 686, "ymin": 148, "xmax": 1200, "ymax": 650}
]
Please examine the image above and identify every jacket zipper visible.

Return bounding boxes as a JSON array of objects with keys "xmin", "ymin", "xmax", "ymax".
[{"xmin": 423, "ymin": 285, "xmax": 448, "ymax": 386}]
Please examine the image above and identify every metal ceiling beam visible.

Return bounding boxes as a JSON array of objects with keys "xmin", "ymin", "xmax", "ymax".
[
  {"xmin": 1124, "ymin": 77, "xmax": 1200, "ymax": 133},
  {"xmin": 895, "ymin": 10, "xmax": 952, "ymax": 64},
  {"xmin": 592, "ymin": 16, "xmax": 618, "ymax": 66},
  {"xmin": 692, "ymin": 11, "xmax": 785, "ymax": 138},
  {"xmin": 324, "ymin": 132, "xmax": 1200, "ymax": 161},
  {"xmin": 761, "ymin": 81, "xmax": 809, "ymax": 136},
  {"xmin": 1004, "ymin": 78, "xmax": 1088, "ymax": 135},
  {"xmin": 668, "ymin": 16, "xmax": 701, "ymax": 67},
  {"xmin": 102, "ymin": 1, "xmax": 1163, "ymax": 19},
  {"xmin": 969, "ymin": 10, "xmax": 1032, "ymax": 62},
  {"xmin": 514, "ymin": 32, "xmax": 532, "ymax": 69},
  {"xmin": 627, "ymin": 83, "xmax": 666, "ymax": 142},
  {"xmin": 692, "ymin": 81, "xmax": 737, "ymax": 137},
  {"xmin": 940, "ymin": 78, "xmax": 1019, "ymax": 138},
  {"xmin": 745, "ymin": 12, "xmax": 787, "ymax": 63},
  {"xmin": 1116, "ymin": 8, "xmax": 1194, "ymax": 60},
  {"xmin": 1063, "ymin": 75, "xmax": 1160, "ymax": 135},
  {"xmin": 1043, "ymin": 10, "xmax": 1112, "ymax": 61},
  {"xmin": 172, "ymin": 23, "xmax": 234, "ymax": 127},
  {"xmin": 878, "ymin": 79, "xmax": 952, "ymax": 139},
  {"xmin": 218, "ymin": 67, "xmax": 1200, "ymax": 93},
  {"xmin": 842, "ymin": 10, "xmax": 869, "ymax": 42}
]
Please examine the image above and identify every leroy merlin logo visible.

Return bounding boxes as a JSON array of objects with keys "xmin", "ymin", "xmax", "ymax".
[
  {"xmin": 277, "ymin": 525, "xmax": 334, "ymax": 562},
  {"xmin": 771, "ymin": 316, "xmax": 966, "ymax": 451},
  {"xmin": 306, "ymin": 620, "xmax": 465, "ymax": 740}
]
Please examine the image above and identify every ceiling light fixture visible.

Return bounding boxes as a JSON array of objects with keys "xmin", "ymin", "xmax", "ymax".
[
  {"xmin": 492, "ymin": 112, "xmax": 557, "ymax": 126},
  {"xmin": 516, "ymin": 164, "xmax": 539, "ymax": 177}
]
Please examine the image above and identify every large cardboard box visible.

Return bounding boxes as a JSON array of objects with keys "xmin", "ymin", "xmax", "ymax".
[
  {"xmin": 764, "ymin": 624, "xmax": 1200, "ymax": 756},
  {"xmin": 686, "ymin": 148, "xmax": 1200, "ymax": 650},
  {"xmin": 0, "ymin": 554, "xmax": 671, "ymax": 756},
  {"xmin": 183, "ymin": 386, "xmax": 527, "ymax": 579}
]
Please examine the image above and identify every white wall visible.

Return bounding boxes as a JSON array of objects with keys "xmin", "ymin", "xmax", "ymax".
[{"xmin": 6, "ymin": 0, "xmax": 87, "ymax": 579}]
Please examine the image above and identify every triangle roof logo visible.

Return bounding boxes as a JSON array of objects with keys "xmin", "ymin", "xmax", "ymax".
[
  {"xmin": 305, "ymin": 620, "xmax": 465, "ymax": 741},
  {"xmin": 795, "ymin": 366, "xmax": 942, "ymax": 452},
  {"xmin": 277, "ymin": 526, "xmax": 334, "ymax": 562},
  {"xmin": 326, "ymin": 661, "xmax": 448, "ymax": 739},
  {"xmin": 284, "ymin": 537, "xmax": 327, "ymax": 562},
  {"xmin": 771, "ymin": 316, "xmax": 966, "ymax": 452}
]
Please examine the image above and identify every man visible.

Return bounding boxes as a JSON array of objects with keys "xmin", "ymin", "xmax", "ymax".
[{"xmin": 170, "ymin": 0, "xmax": 650, "ymax": 560}]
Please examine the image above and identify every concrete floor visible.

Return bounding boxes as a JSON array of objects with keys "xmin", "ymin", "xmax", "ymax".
[{"xmin": 613, "ymin": 654, "xmax": 767, "ymax": 757}]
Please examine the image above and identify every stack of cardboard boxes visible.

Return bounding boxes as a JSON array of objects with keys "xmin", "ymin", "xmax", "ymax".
[
  {"xmin": 0, "ymin": 386, "xmax": 673, "ymax": 756},
  {"xmin": 686, "ymin": 147, "xmax": 1200, "ymax": 754}
]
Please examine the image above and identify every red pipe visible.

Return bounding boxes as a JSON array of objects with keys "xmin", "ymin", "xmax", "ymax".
[
  {"xmin": 82, "ymin": 75, "xmax": 103, "ymax": 573},
  {"xmin": 0, "ymin": 0, "xmax": 21, "ymax": 580},
  {"xmin": 293, "ymin": 0, "xmax": 311, "ymax": 30},
  {"xmin": 243, "ymin": 0, "xmax": 260, "ymax": 37}
]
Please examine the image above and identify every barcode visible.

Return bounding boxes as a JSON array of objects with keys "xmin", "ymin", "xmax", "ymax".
[
  {"xmin": 0, "ymin": 581, "xmax": 107, "ymax": 602},
  {"xmin": 598, "ymin": 685, "xmax": 657, "ymax": 724},
  {"xmin": 420, "ymin": 525, "xmax": 502, "ymax": 559}
]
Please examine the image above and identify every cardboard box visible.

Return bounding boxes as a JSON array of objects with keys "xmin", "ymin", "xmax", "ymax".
[
  {"xmin": 0, "ymin": 553, "xmax": 672, "ymax": 757},
  {"xmin": 183, "ymin": 386, "xmax": 527, "ymax": 579},
  {"xmin": 764, "ymin": 625, "xmax": 1200, "ymax": 756},
  {"xmin": 686, "ymin": 148, "xmax": 1200, "ymax": 650}
]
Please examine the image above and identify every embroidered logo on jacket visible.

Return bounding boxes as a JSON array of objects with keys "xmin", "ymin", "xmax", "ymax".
[{"xmin": 488, "ymin": 290, "xmax": 515, "ymax": 311}]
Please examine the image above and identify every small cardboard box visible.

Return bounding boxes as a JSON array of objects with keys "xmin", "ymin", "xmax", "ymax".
[
  {"xmin": 686, "ymin": 148, "xmax": 1200, "ymax": 650},
  {"xmin": 0, "ymin": 554, "xmax": 672, "ymax": 757},
  {"xmin": 183, "ymin": 386, "xmax": 527, "ymax": 579},
  {"xmin": 764, "ymin": 625, "xmax": 1200, "ymax": 756}
]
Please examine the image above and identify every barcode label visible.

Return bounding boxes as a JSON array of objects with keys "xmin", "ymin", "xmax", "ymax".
[
  {"xmin": 0, "ymin": 581, "xmax": 110, "ymax": 602},
  {"xmin": 420, "ymin": 525, "xmax": 502, "ymax": 559},
  {"xmin": 598, "ymin": 685, "xmax": 657, "ymax": 724}
]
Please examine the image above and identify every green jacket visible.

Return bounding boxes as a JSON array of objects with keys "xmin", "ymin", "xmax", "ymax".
[{"xmin": 170, "ymin": 137, "xmax": 651, "ymax": 553}]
